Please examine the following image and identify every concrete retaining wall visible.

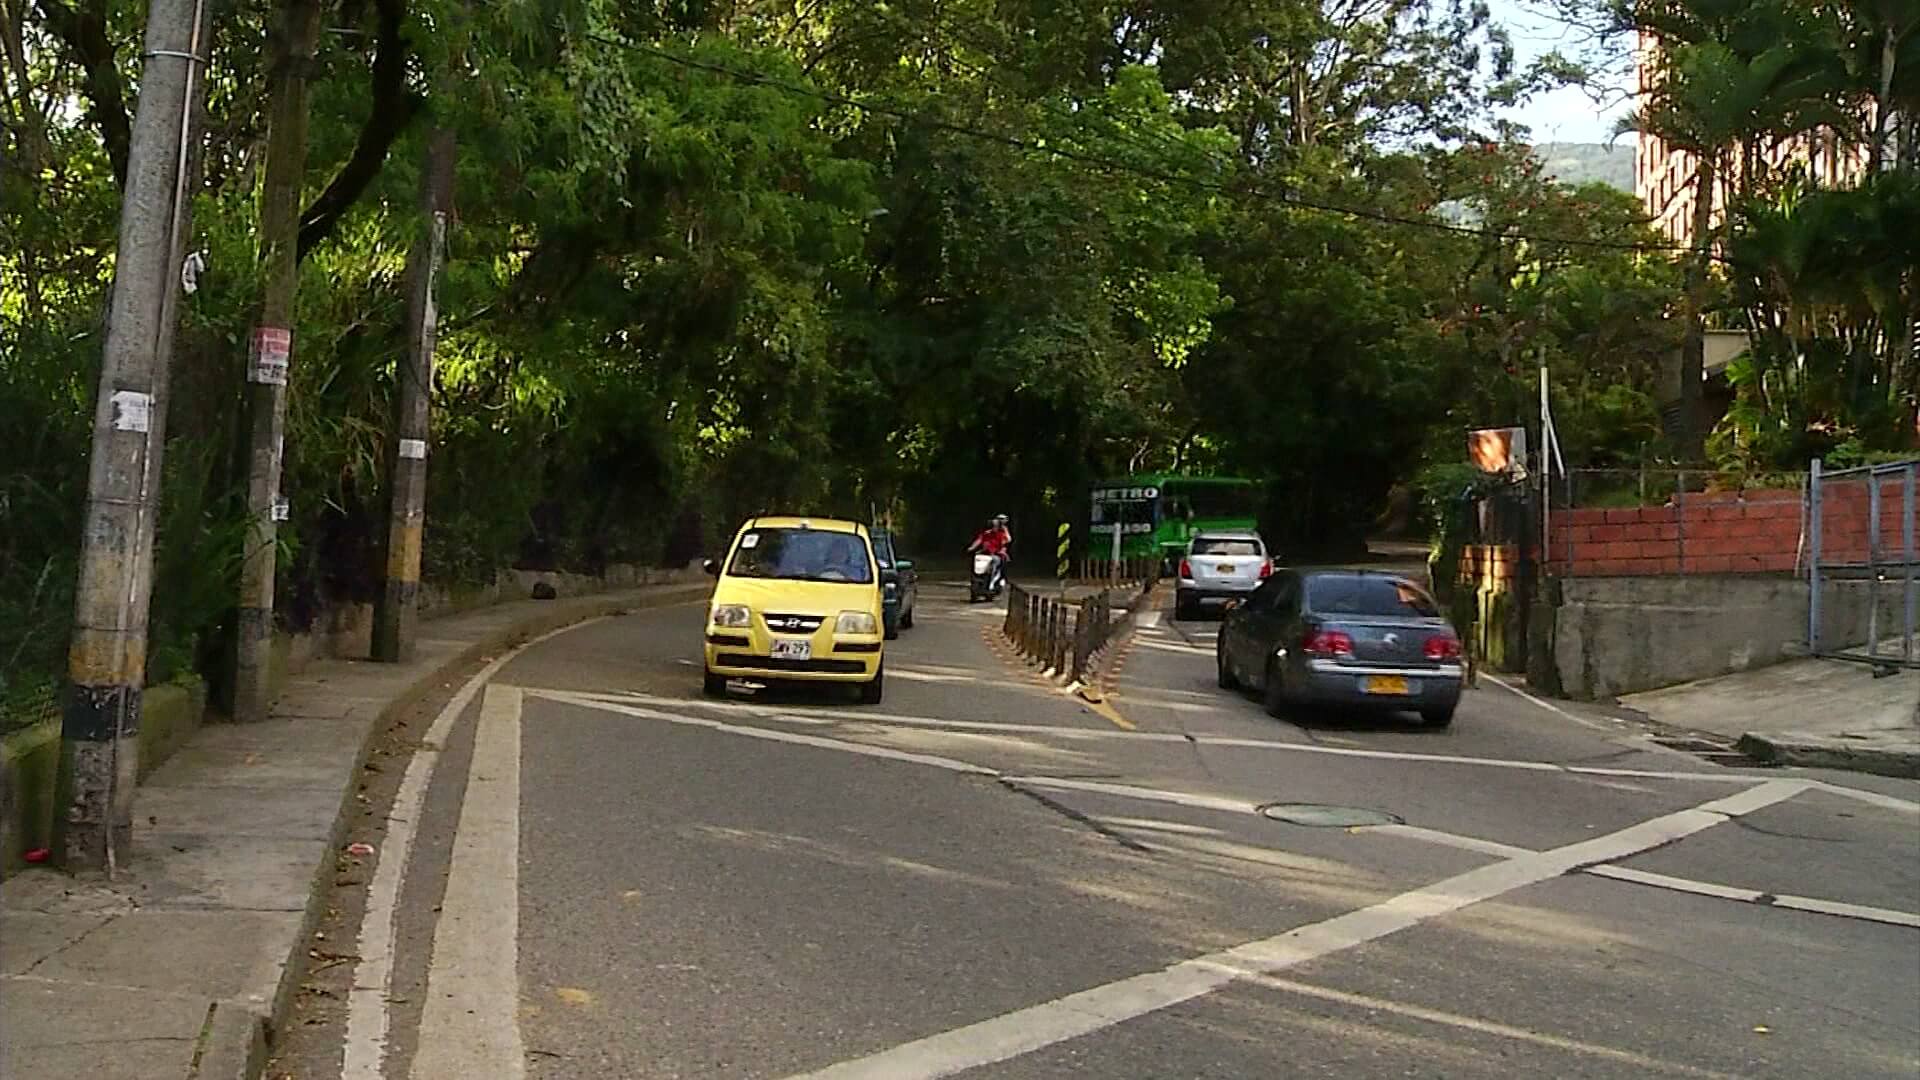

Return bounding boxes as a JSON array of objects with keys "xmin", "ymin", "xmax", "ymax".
[
  {"xmin": 270, "ymin": 562, "xmax": 707, "ymax": 690},
  {"xmin": 0, "ymin": 679, "xmax": 206, "ymax": 873},
  {"xmin": 1543, "ymin": 575, "xmax": 1907, "ymax": 700},
  {"xmin": 2, "ymin": 563, "xmax": 702, "ymax": 873}
]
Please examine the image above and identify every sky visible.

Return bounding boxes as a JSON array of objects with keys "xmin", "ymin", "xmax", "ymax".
[{"xmin": 1485, "ymin": 0, "xmax": 1636, "ymax": 144}]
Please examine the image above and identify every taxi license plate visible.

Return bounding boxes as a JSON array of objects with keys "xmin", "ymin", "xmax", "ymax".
[
  {"xmin": 1363, "ymin": 675, "xmax": 1410, "ymax": 695},
  {"xmin": 771, "ymin": 640, "xmax": 812, "ymax": 661}
]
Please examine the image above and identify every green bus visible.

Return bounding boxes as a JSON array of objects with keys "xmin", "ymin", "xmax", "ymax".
[{"xmin": 1089, "ymin": 474, "xmax": 1261, "ymax": 562}]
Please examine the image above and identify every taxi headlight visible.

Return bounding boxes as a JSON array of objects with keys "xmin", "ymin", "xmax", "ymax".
[
  {"xmin": 711, "ymin": 604, "xmax": 751, "ymax": 628},
  {"xmin": 835, "ymin": 611, "xmax": 878, "ymax": 635}
]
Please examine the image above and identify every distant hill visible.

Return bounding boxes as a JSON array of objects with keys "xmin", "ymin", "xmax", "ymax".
[{"xmin": 1531, "ymin": 141, "xmax": 1635, "ymax": 193}]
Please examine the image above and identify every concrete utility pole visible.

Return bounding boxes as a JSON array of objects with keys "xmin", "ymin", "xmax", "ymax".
[
  {"xmin": 58, "ymin": 0, "xmax": 211, "ymax": 871},
  {"xmin": 373, "ymin": 128, "xmax": 455, "ymax": 663},
  {"xmin": 233, "ymin": 0, "xmax": 323, "ymax": 722}
]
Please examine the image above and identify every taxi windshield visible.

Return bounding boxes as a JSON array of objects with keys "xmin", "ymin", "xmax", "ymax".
[{"xmin": 728, "ymin": 528, "xmax": 874, "ymax": 584}]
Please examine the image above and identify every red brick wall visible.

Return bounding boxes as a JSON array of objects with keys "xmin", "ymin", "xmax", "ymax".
[
  {"xmin": 1457, "ymin": 543, "xmax": 1522, "ymax": 585},
  {"xmin": 1549, "ymin": 486, "xmax": 1914, "ymax": 577}
]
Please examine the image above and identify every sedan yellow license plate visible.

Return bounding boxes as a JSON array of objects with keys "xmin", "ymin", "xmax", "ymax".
[
  {"xmin": 1216, "ymin": 564, "xmax": 1236, "ymax": 574},
  {"xmin": 1363, "ymin": 675, "xmax": 1410, "ymax": 695}
]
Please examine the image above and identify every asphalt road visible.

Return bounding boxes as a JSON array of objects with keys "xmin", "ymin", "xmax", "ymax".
[{"xmin": 275, "ymin": 582, "xmax": 1920, "ymax": 1080}]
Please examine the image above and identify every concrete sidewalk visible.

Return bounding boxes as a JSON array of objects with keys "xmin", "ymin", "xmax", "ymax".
[
  {"xmin": 0, "ymin": 583, "xmax": 708, "ymax": 1080},
  {"xmin": 1621, "ymin": 650, "xmax": 1920, "ymax": 778}
]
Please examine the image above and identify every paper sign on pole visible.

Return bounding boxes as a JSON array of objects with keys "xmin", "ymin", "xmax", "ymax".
[
  {"xmin": 109, "ymin": 390, "xmax": 153, "ymax": 433},
  {"xmin": 249, "ymin": 327, "xmax": 291, "ymax": 385}
]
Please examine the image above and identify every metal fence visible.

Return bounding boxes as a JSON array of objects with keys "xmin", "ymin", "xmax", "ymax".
[
  {"xmin": 1003, "ymin": 583, "xmax": 1138, "ymax": 683},
  {"xmin": 1809, "ymin": 458, "xmax": 1918, "ymax": 670},
  {"xmin": 1068, "ymin": 557, "xmax": 1161, "ymax": 586}
]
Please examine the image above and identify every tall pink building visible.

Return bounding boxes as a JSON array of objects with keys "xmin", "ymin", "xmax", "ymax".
[{"xmin": 1633, "ymin": 36, "xmax": 1870, "ymax": 245}]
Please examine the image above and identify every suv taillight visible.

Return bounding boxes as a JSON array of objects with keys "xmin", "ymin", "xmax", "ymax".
[
  {"xmin": 1424, "ymin": 634, "xmax": 1463, "ymax": 661},
  {"xmin": 1303, "ymin": 629, "xmax": 1354, "ymax": 658},
  {"xmin": 1178, "ymin": 558, "xmax": 1192, "ymax": 579},
  {"xmin": 1258, "ymin": 560, "xmax": 1273, "ymax": 578}
]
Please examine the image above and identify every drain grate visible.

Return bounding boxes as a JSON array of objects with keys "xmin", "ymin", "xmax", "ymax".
[{"xmin": 1259, "ymin": 803, "xmax": 1403, "ymax": 828}]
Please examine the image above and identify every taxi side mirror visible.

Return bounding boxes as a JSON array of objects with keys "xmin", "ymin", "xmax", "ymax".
[{"xmin": 702, "ymin": 558, "xmax": 721, "ymax": 577}]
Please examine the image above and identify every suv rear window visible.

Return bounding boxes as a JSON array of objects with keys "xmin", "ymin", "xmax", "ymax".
[
  {"xmin": 1192, "ymin": 537, "xmax": 1262, "ymax": 556},
  {"xmin": 729, "ymin": 528, "xmax": 874, "ymax": 584},
  {"xmin": 1306, "ymin": 575, "xmax": 1438, "ymax": 617}
]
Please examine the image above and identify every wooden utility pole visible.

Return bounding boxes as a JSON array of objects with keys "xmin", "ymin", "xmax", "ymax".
[
  {"xmin": 233, "ymin": 0, "xmax": 322, "ymax": 722},
  {"xmin": 373, "ymin": 128, "xmax": 455, "ymax": 663},
  {"xmin": 58, "ymin": 0, "xmax": 210, "ymax": 871}
]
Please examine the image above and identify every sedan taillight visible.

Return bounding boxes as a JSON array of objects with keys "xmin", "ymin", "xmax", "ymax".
[
  {"xmin": 1424, "ymin": 634, "xmax": 1463, "ymax": 661},
  {"xmin": 1303, "ymin": 629, "xmax": 1354, "ymax": 658}
]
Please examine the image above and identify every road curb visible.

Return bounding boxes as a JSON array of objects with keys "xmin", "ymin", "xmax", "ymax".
[
  {"xmin": 1735, "ymin": 731, "xmax": 1920, "ymax": 780},
  {"xmin": 228, "ymin": 582, "xmax": 710, "ymax": 1080}
]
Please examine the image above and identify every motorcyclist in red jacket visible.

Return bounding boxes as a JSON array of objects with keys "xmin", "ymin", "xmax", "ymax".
[
  {"xmin": 970, "ymin": 515, "xmax": 1012, "ymax": 557},
  {"xmin": 968, "ymin": 515, "xmax": 1012, "ymax": 592}
]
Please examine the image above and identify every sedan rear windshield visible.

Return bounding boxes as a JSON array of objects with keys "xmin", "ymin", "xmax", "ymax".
[
  {"xmin": 1306, "ymin": 575, "xmax": 1438, "ymax": 617},
  {"xmin": 1192, "ymin": 538, "xmax": 1262, "ymax": 556},
  {"xmin": 729, "ymin": 528, "xmax": 874, "ymax": 584}
]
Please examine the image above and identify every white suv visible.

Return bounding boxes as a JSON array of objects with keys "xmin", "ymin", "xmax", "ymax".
[{"xmin": 1176, "ymin": 531, "xmax": 1272, "ymax": 620}]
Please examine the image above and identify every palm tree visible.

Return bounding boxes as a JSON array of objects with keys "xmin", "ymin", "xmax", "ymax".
[{"xmin": 1618, "ymin": 0, "xmax": 1853, "ymax": 459}]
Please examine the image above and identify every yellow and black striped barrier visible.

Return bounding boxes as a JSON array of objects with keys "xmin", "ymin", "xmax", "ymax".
[{"xmin": 1056, "ymin": 522, "xmax": 1071, "ymax": 581}]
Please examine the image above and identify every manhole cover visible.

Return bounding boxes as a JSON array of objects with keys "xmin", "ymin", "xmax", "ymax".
[{"xmin": 1259, "ymin": 803, "xmax": 1403, "ymax": 828}]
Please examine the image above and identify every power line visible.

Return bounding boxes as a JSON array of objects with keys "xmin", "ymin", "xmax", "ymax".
[{"xmin": 591, "ymin": 33, "xmax": 1690, "ymax": 257}]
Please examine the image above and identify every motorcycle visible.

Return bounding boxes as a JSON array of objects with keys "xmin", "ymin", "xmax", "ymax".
[{"xmin": 968, "ymin": 549, "xmax": 1007, "ymax": 602}]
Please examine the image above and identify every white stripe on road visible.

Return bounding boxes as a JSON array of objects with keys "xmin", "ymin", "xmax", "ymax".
[
  {"xmin": 412, "ymin": 684, "xmax": 527, "ymax": 1080},
  {"xmin": 1365, "ymin": 823, "xmax": 1534, "ymax": 859},
  {"xmin": 529, "ymin": 691, "xmax": 999, "ymax": 776},
  {"xmin": 1005, "ymin": 775, "xmax": 1259, "ymax": 816},
  {"xmin": 1242, "ymin": 975, "xmax": 1742, "ymax": 1078},
  {"xmin": 1585, "ymin": 864, "xmax": 1920, "ymax": 929},
  {"xmin": 537, "ymin": 694, "xmax": 1914, "ymax": 935},
  {"xmin": 342, "ymin": 616, "xmax": 615, "ymax": 1080},
  {"xmin": 562, "ymin": 690, "xmax": 1761, "ymax": 785},
  {"xmin": 788, "ymin": 780, "xmax": 1813, "ymax": 1079},
  {"xmin": 1480, "ymin": 672, "xmax": 1620, "ymax": 734}
]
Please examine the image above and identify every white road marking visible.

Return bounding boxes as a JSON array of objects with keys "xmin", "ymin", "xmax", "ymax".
[
  {"xmin": 412, "ymin": 685, "xmax": 526, "ymax": 1080},
  {"xmin": 342, "ymin": 616, "xmax": 615, "ymax": 1080},
  {"xmin": 890, "ymin": 668, "xmax": 981, "ymax": 684},
  {"xmin": 1585, "ymin": 864, "xmax": 1920, "ymax": 928},
  {"xmin": 1480, "ymin": 672, "xmax": 1620, "ymax": 733},
  {"xmin": 528, "ymin": 691, "xmax": 998, "ymax": 776},
  {"xmin": 1813, "ymin": 782, "xmax": 1920, "ymax": 815},
  {"xmin": 536, "ymin": 694, "xmax": 1913, "ymax": 936},
  {"xmin": 565, "ymin": 690, "xmax": 1761, "ymax": 785},
  {"xmin": 1365, "ymin": 823, "xmax": 1534, "ymax": 859},
  {"xmin": 1244, "ymin": 975, "xmax": 1742, "ymax": 1078},
  {"xmin": 788, "ymin": 781, "xmax": 1812, "ymax": 1079},
  {"xmin": 1005, "ymin": 775, "xmax": 1258, "ymax": 816}
]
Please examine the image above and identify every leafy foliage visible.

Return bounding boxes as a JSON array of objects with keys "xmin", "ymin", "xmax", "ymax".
[{"xmin": 2, "ymin": 0, "xmax": 1705, "ymax": 695}]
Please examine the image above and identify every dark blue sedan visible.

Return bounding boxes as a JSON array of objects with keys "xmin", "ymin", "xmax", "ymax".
[
  {"xmin": 1216, "ymin": 569, "xmax": 1464, "ymax": 727},
  {"xmin": 872, "ymin": 528, "xmax": 918, "ymax": 639}
]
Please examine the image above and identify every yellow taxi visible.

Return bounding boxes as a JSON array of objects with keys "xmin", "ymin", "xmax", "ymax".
[{"xmin": 702, "ymin": 517, "xmax": 887, "ymax": 703}]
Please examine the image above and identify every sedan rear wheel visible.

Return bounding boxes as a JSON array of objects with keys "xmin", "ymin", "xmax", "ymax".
[
  {"xmin": 1216, "ymin": 639, "xmax": 1238, "ymax": 690},
  {"xmin": 1421, "ymin": 705, "xmax": 1456, "ymax": 728},
  {"xmin": 1262, "ymin": 659, "xmax": 1288, "ymax": 718}
]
